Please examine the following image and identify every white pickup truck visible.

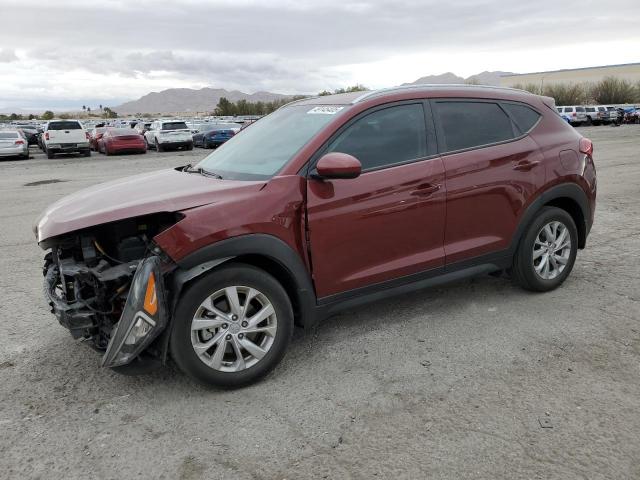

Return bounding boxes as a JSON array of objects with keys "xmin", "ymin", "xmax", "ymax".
[
  {"xmin": 43, "ymin": 120, "xmax": 91, "ymax": 159},
  {"xmin": 144, "ymin": 120, "xmax": 194, "ymax": 152}
]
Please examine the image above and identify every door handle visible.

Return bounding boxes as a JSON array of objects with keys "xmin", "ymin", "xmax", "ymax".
[
  {"xmin": 411, "ymin": 183, "xmax": 441, "ymax": 197},
  {"xmin": 513, "ymin": 160, "xmax": 540, "ymax": 171}
]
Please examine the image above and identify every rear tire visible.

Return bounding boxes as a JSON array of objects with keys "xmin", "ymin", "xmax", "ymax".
[
  {"xmin": 170, "ymin": 264, "xmax": 294, "ymax": 388},
  {"xmin": 155, "ymin": 139, "xmax": 163, "ymax": 152},
  {"xmin": 186, "ymin": 142, "xmax": 193, "ymax": 151},
  {"xmin": 512, "ymin": 207, "xmax": 578, "ymax": 292},
  {"xmin": 46, "ymin": 149, "xmax": 55, "ymax": 159}
]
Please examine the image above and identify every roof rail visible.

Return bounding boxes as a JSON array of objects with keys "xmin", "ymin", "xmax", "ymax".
[{"xmin": 352, "ymin": 83, "xmax": 531, "ymax": 103}]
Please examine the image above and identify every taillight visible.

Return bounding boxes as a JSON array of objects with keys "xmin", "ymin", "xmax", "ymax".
[
  {"xmin": 579, "ymin": 138, "xmax": 593, "ymax": 157},
  {"xmin": 44, "ymin": 132, "xmax": 49, "ymax": 140},
  {"xmin": 572, "ymin": 112, "xmax": 577, "ymax": 117},
  {"xmin": 15, "ymin": 139, "xmax": 25, "ymax": 145},
  {"xmin": 85, "ymin": 132, "xmax": 90, "ymax": 140}
]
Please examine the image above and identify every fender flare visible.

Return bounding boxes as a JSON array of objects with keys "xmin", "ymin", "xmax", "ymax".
[
  {"xmin": 169, "ymin": 234, "xmax": 318, "ymax": 327},
  {"xmin": 509, "ymin": 182, "xmax": 591, "ymax": 254}
]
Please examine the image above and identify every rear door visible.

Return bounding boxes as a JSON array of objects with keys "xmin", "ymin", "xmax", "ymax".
[
  {"xmin": 432, "ymin": 99, "xmax": 545, "ymax": 265},
  {"xmin": 306, "ymin": 101, "xmax": 446, "ymax": 298}
]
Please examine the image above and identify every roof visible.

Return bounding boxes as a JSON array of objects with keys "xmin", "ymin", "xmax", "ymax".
[{"xmin": 287, "ymin": 84, "xmax": 533, "ymax": 107}]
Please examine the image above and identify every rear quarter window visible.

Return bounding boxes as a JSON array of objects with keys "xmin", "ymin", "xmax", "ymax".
[
  {"xmin": 501, "ymin": 103, "xmax": 541, "ymax": 133},
  {"xmin": 434, "ymin": 101, "xmax": 515, "ymax": 152}
]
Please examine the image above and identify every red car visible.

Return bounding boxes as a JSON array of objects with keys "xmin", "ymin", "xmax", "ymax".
[
  {"xmin": 35, "ymin": 85, "xmax": 596, "ymax": 387},
  {"xmin": 99, "ymin": 128, "xmax": 146, "ymax": 155},
  {"xmin": 89, "ymin": 127, "xmax": 107, "ymax": 151}
]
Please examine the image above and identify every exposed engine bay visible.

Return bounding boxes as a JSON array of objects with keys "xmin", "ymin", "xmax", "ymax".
[{"xmin": 42, "ymin": 213, "xmax": 179, "ymax": 365}]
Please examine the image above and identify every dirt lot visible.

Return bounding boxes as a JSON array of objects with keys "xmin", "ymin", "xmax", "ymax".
[{"xmin": 1, "ymin": 126, "xmax": 639, "ymax": 479}]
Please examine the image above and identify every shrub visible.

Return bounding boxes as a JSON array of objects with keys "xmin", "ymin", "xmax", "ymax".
[
  {"xmin": 542, "ymin": 83, "xmax": 588, "ymax": 106},
  {"xmin": 591, "ymin": 77, "xmax": 635, "ymax": 104}
]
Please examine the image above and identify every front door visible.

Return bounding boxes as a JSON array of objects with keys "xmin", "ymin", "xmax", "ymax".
[{"xmin": 306, "ymin": 102, "xmax": 446, "ymax": 299}]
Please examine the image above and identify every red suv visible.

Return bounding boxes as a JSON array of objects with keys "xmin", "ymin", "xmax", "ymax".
[{"xmin": 36, "ymin": 85, "xmax": 596, "ymax": 387}]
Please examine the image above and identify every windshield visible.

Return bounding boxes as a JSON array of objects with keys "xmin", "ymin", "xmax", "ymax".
[
  {"xmin": 161, "ymin": 122, "xmax": 188, "ymax": 130},
  {"xmin": 196, "ymin": 105, "xmax": 344, "ymax": 180}
]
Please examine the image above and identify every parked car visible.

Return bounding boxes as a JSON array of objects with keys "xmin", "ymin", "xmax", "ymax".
[
  {"xmin": 556, "ymin": 106, "xmax": 587, "ymax": 126},
  {"xmin": 89, "ymin": 127, "xmax": 107, "ymax": 151},
  {"xmin": 133, "ymin": 122, "xmax": 152, "ymax": 136},
  {"xmin": 0, "ymin": 130, "xmax": 29, "ymax": 159},
  {"xmin": 16, "ymin": 126, "xmax": 40, "ymax": 146},
  {"xmin": 193, "ymin": 123, "xmax": 240, "ymax": 148},
  {"xmin": 602, "ymin": 106, "xmax": 618, "ymax": 122},
  {"xmin": 584, "ymin": 106, "xmax": 610, "ymax": 125},
  {"xmin": 35, "ymin": 85, "xmax": 596, "ymax": 388},
  {"xmin": 100, "ymin": 128, "xmax": 147, "ymax": 155},
  {"xmin": 42, "ymin": 120, "xmax": 91, "ymax": 159},
  {"xmin": 144, "ymin": 120, "xmax": 193, "ymax": 152}
]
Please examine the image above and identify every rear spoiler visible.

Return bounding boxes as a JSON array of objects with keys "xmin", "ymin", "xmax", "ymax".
[{"xmin": 540, "ymin": 95, "xmax": 556, "ymax": 109}]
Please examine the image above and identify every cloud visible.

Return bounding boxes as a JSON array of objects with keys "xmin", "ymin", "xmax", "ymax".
[
  {"xmin": 0, "ymin": 0, "xmax": 639, "ymax": 110},
  {"xmin": 0, "ymin": 49, "xmax": 18, "ymax": 63}
]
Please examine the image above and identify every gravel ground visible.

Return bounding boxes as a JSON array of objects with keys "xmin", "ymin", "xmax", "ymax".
[{"xmin": 0, "ymin": 126, "xmax": 639, "ymax": 480}]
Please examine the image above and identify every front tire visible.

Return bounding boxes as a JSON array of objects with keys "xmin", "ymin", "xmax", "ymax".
[
  {"xmin": 512, "ymin": 207, "xmax": 578, "ymax": 292},
  {"xmin": 170, "ymin": 264, "xmax": 294, "ymax": 388}
]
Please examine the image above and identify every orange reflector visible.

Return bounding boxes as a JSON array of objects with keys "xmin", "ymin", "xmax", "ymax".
[{"xmin": 143, "ymin": 272, "xmax": 158, "ymax": 315}]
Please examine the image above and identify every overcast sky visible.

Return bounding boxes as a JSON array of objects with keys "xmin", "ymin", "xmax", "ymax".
[{"xmin": 0, "ymin": 0, "xmax": 639, "ymax": 111}]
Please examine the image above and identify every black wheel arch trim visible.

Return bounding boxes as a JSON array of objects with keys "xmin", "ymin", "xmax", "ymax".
[
  {"xmin": 509, "ymin": 182, "xmax": 591, "ymax": 253},
  {"xmin": 171, "ymin": 234, "xmax": 318, "ymax": 327}
]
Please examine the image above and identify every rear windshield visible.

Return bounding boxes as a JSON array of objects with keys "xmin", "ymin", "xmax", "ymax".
[
  {"xmin": 0, "ymin": 132, "xmax": 19, "ymax": 139},
  {"xmin": 576, "ymin": 107, "xmax": 585, "ymax": 112},
  {"xmin": 161, "ymin": 122, "xmax": 188, "ymax": 130},
  {"xmin": 110, "ymin": 129, "xmax": 141, "ymax": 136},
  {"xmin": 585, "ymin": 107, "xmax": 596, "ymax": 112},
  {"xmin": 48, "ymin": 121, "xmax": 82, "ymax": 130}
]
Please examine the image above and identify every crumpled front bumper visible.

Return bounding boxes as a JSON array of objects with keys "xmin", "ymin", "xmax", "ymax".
[{"xmin": 45, "ymin": 255, "xmax": 169, "ymax": 368}]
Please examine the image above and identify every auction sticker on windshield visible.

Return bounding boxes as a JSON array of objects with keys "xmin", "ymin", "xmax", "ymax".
[{"xmin": 307, "ymin": 106, "xmax": 344, "ymax": 114}]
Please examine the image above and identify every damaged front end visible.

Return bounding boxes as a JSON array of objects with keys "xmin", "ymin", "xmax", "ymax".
[{"xmin": 42, "ymin": 214, "xmax": 179, "ymax": 369}]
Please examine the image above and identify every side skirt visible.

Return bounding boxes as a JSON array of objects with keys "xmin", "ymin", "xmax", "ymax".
[{"xmin": 315, "ymin": 251, "xmax": 511, "ymax": 318}]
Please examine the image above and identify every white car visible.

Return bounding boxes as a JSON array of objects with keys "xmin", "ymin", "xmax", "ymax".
[
  {"xmin": 0, "ymin": 130, "xmax": 29, "ymax": 159},
  {"xmin": 144, "ymin": 120, "xmax": 193, "ymax": 152},
  {"xmin": 584, "ymin": 106, "xmax": 610, "ymax": 125},
  {"xmin": 42, "ymin": 120, "xmax": 91, "ymax": 159},
  {"xmin": 556, "ymin": 106, "xmax": 587, "ymax": 126}
]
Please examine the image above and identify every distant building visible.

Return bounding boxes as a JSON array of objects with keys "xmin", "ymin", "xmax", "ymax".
[{"xmin": 500, "ymin": 63, "xmax": 640, "ymax": 89}]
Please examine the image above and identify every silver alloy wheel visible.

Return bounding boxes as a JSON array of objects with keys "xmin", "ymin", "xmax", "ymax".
[
  {"xmin": 532, "ymin": 220, "xmax": 572, "ymax": 280},
  {"xmin": 190, "ymin": 286, "xmax": 277, "ymax": 372}
]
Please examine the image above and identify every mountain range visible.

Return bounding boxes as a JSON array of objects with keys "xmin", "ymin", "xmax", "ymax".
[
  {"xmin": 108, "ymin": 71, "xmax": 513, "ymax": 115},
  {"xmin": 113, "ymin": 88, "xmax": 289, "ymax": 115}
]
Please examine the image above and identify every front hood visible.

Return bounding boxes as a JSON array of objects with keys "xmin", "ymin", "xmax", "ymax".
[{"xmin": 35, "ymin": 168, "xmax": 264, "ymax": 243}]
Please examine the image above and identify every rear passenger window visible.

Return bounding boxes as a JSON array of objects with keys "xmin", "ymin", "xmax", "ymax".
[
  {"xmin": 501, "ymin": 103, "xmax": 541, "ymax": 133},
  {"xmin": 435, "ymin": 101, "xmax": 515, "ymax": 152},
  {"xmin": 326, "ymin": 103, "xmax": 427, "ymax": 171},
  {"xmin": 565, "ymin": 107, "xmax": 574, "ymax": 113}
]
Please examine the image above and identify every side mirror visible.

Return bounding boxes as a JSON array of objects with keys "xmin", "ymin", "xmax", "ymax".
[{"xmin": 315, "ymin": 152, "xmax": 361, "ymax": 180}]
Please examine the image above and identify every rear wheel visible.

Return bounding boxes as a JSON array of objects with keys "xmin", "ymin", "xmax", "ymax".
[
  {"xmin": 186, "ymin": 142, "xmax": 193, "ymax": 151},
  {"xmin": 155, "ymin": 139, "xmax": 163, "ymax": 152},
  {"xmin": 170, "ymin": 264, "xmax": 293, "ymax": 388},
  {"xmin": 46, "ymin": 149, "xmax": 55, "ymax": 159},
  {"xmin": 512, "ymin": 207, "xmax": 578, "ymax": 292}
]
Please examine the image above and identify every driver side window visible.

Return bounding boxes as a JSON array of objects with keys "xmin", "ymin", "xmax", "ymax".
[{"xmin": 326, "ymin": 103, "xmax": 427, "ymax": 171}]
